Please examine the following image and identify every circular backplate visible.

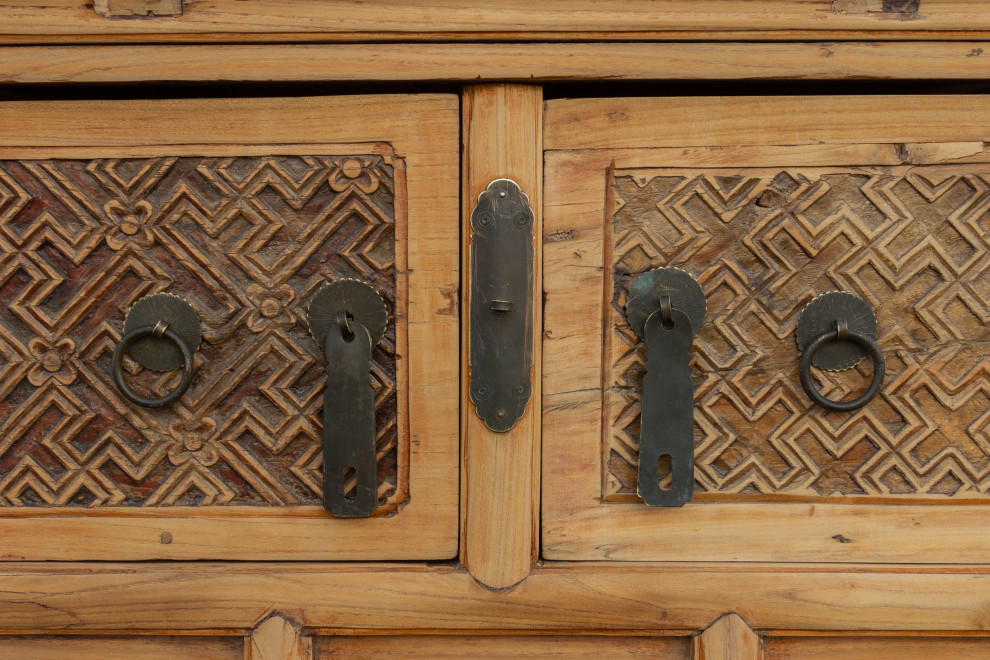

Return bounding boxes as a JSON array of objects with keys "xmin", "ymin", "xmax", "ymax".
[
  {"xmin": 123, "ymin": 293, "xmax": 202, "ymax": 372},
  {"xmin": 625, "ymin": 267, "xmax": 706, "ymax": 338},
  {"xmin": 307, "ymin": 279, "xmax": 387, "ymax": 348},
  {"xmin": 796, "ymin": 291, "xmax": 878, "ymax": 371}
]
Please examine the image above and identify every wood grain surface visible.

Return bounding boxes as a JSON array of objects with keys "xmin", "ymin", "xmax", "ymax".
[
  {"xmin": 1, "ymin": 562, "xmax": 990, "ymax": 633},
  {"xmin": 543, "ymin": 95, "xmax": 990, "ymax": 562},
  {"xmin": 0, "ymin": 635, "xmax": 243, "ymax": 659},
  {"xmin": 694, "ymin": 615, "xmax": 763, "ymax": 660},
  {"xmin": 0, "ymin": 95, "xmax": 460, "ymax": 560},
  {"xmin": 2, "ymin": 42, "xmax": 990, "ymax": 83},
  {"xmin": 764, "ymin": 635, "xmax": 990, "ymax": 659},
  {"xmin": 604, "ymin": 165, "xmax": 990, "ymax": 501},
  {"xmin": 0, "ymin": 153, "xmax": 404, "ymax": 510},
  {"xmin": 3, "ymin": 1, "xmax": 990, "ymax": 41},
  {"xmin": 316, "ymin": 634, "xmax": 690, "ymax": 659},
  {"xmin": 461, "ymin": 85, "xmax": 542, "ymax": 589}
]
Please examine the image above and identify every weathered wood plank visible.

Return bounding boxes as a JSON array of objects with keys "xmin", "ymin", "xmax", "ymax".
[
  {"xmin": 461, "ymin": 84, "xmax": 543, "ymax": 589},
  {"xmin": 3, "ymin": 42, "xmax": 990, "ymax": 83},
  {"xmin": 545, "ymin": 96, "xmax": 990, "ymax": 151},
  {"xmin": 1, "ymin": 563, "xmax": 990, "ymax": 632},
  {"xmin": 694, "ymin": 614, "xmax": 763, "ymax": 660},
  {"xmin": 2, "ymin": 1, "xmax": 990, "ymax": 40}
]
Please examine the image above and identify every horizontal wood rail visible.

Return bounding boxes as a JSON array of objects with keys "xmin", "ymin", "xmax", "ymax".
[
  {"xmin": 1, "ymin": 563, "xmax": 990, "ymax": 633},
  {"xmin": 3, "ymin": 1, "xmax": 990, "ymax": 43},
  {"xmin": 2, "ymin": 42, "xmax": 990, "ymax": 84}
]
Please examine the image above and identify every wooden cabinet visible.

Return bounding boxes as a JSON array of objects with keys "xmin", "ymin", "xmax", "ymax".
[
  {"xmin": 0, "ymin": 95, "xmax": 460, "ymax": 560},
  {"xmin": 543, "ymin": 94, "xmax": 990, "ymax": 563},
  {"xmin": 2, "ymin": 1, "xmax": 990, "ymax": 657}
]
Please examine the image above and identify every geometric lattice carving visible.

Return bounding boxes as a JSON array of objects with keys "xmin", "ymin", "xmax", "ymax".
[
  {"xmin": 0, "ymin": 154, "xmax": 405, "ymax": 510},
  {"xmin": 605, "ymin": 168, "xmax": 990, "ymax": 500}
]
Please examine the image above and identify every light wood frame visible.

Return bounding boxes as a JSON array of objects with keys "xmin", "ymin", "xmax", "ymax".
[
  {"xmin": 3, "ymin": 1, "xmax": 990, "ymax": 42},
  {"xmin": 0, "ymin": 95, "xmax": 460, "ymax": 560},
  {"xmin": 461, "ymin": 84, "xmax": 543, "ymax": 589},
  {"xmin": 543, "ymin": 94, "xmax": 990, "ymax": 562},
  {"xmin": 3, "ymin": 42, "xmax": 990, "ymax": 84},
  {"xmin": 2, "ymin": 562, "xmax": 990, "ymax": 632}
]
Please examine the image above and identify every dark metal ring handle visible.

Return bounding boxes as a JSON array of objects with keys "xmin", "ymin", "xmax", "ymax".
[
  {"xmin": 112, "ymin": 325, "xmax": 194, "ymax": 408},
  {"xmin": 799, "ymin": 323, "xmax": 885, "ymax": 412}
]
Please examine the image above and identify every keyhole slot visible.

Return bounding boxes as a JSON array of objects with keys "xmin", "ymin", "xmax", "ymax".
[
  {"xmin": 342, "ymin": 465, "xmax": 358, "ymax": 501},
  {"xmin": 658, "ymin": 454, "xmax": 673, "ymax": 491}
]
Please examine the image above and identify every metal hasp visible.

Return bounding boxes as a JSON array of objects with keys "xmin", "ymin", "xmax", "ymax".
[
  {"xmin": 469, "ymin": 178, "xmax": 535, "ymax": 433},
  {"xmin": 797, "ymin": 291, "xmax": 885, "ymax": 412},
  {"xmin": 112, "ymin": 293, "xmax": 201, "ymax": 408},
  {"xmin": 308, "ymin": 279, "xmax": 387, "ymax": 518},
  {"xmin": 626, "ymin": 268, "xmax": 705, "ymax": 507}
]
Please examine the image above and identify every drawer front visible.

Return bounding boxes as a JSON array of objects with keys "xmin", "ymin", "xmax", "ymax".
[
  {"xmin": 316, "ymin": 635, "xmax": 690, "ymax": 659},
  {"xmin": 542, "ymin": 95, "xmax": 990, "ymax": 562},
  {"xmin": 0, "ymin": 95, "xmax": 459, "ymax": 560}
]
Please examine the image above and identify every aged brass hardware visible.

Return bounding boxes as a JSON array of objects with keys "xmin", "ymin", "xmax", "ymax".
[
  {"xmin": 112, "ymin": 293, "xmax": 200, "ymax": 408},
  {"xmin": 308, "ymin": 279, "xmax": 387, "ymax": 517},
  {"xmin": 626, "ymin": 267, "xmax": 705, "ymax": 507},
  {"xmin": 797, "ymin": 291, "xmax": 885, "ymax": 412},
  {"xmin": 469, "ymin": 178, "xmax": 535, "ymax": 433}
]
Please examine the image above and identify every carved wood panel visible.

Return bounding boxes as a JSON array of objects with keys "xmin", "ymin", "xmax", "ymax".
[
  {"xmin": 604, "ymin": 166, "xmax": 990, "ymax": 501},
  {"xmin": 0, "ymin": 153, "xmax": 406, "ymax": 511}
]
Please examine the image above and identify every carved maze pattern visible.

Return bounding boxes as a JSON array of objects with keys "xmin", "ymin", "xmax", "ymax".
[
  {"xmin": 605, "ymin": 167, "xmax": 990, "ymax": 500},
  {"xmin": 0, "ymin": 155, "xmax": 404, "ymax": 509}
]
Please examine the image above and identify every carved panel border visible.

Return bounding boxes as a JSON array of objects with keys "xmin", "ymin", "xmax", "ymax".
[{"xmin": 604, "ymin": 166, "xmax": 990, "ymax": 502}]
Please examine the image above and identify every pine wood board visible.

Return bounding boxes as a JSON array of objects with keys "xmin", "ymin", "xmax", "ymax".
[
  {"xmin": 461, "ymin": 85, "xmax": 543, "ymax": 589},
  {"xmin": 0, "ymin": 95, "xmax": 460, "ymax": 560},
  {"xmin": 0, "ymin": 635, "xmax": 243, "ymax": 659},
  {"xmin": 541, "ymin": 97, "xmax": 990, "ymax": 562},
  {"xmin": 3, "ymin": 562, "xmax": 990, "ymax": 633},
  {"xmin": 764, "ymin": 635, "xmax": 990, "ymax": 659},
  {"xmin": 545, "ymin": 95, "xmax": 990, "ymax": 151},
  {"xmin": 694, "ymin": 614, "xmax": 763, "ymax": 660},
  {"xmin": 2, "ymin": 1, "xmax": 990, "ymax": 40},
  {"xmin": 315, "ymin": 634, "xmax": 690, "ymax": 658},
  {"xmin": 3, "ymin": 42, "xmax": 990, "ymax": 83},
  {"xmin": 247, "ymin": 615, "xmax": 312, "ymax": 660}
]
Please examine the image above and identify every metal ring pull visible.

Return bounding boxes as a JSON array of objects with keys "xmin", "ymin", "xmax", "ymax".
[
  {"xmin": 112, "ymin": 293, "xmax": 202, "ymax": 409},
  {"xmin": 799, "ymin": 322, "xmax": 885, "ymax": 412},
  {"xmin": 796, "ymin": 292, "xmax": 884, "ymax": 413},
  {"xmin": 112, "ymin": 324, "xmax": 194, "ymax": 408}
]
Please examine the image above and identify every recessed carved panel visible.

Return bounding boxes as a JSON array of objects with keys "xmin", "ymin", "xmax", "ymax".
[
  {"xmin": 0, "ymin": 154, "xmax": 406, "ymax": 510},
  {"xmin": 605, "ymin": 167, "xmax": 990, "ymax": 500}
]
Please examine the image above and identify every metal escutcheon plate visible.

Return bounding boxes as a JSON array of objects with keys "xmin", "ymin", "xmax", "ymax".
[
  {"xmin": 469, "ymin": 178, "xmax": 535, "ymax": 433},
  {"xmin": 123, "ymin": 293, "xmax": 202, "ymax": 372},
  {"xmin": 308, "ymin": 279, "xmax": 388, "ymax": 349},
  {"xmin": 796, "ymin": 291, "xmax": 877, "ymax": 371}
]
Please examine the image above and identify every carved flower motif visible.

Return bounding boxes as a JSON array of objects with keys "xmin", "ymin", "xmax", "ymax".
[
  {"xmin": 245, "ymin": 283, "xmax": 295, "ymax": 332},
  {"xmin": 329, "ymin": 158, "xmax": 380, "ymax": 194},
  {"xmin": 167, "ymin": 418, "xmax": 219, "ymax": 467},
  {"xmin": 27, "ymin": 336, "xmax": 77, "ymax": 386},
  {"xmin": 104, "ymin": 200, "xmax": 154, "ymax": 250}
]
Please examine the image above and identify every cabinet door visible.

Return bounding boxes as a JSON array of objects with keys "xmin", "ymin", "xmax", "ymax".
[
  {"xmin": 0, "ymin": 95, "xmax": 459, "ymax": 560},
  {"xmin": 543, "ymin": 95, "xmax": 990, "ymax": 561}
]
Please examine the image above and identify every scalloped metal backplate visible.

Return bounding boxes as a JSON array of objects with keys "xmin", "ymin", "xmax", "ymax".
[
  {"xmin": 468, "ymin": 178, "xmax": 535, "ymax": 433},
  {"xmin": 307, "ymin": 279, "xmax": 387, "ymax": 349},
  {"xmin": 625, "ymin": 267, "xmax": 706, "ymax": 339},
  {"xmin": 796, "ymin": 291, "xmax": 878, "ymax": 371},
  {"xmin": 123, "ymin": 293, "xmax": 202, "ymax": 372}
]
